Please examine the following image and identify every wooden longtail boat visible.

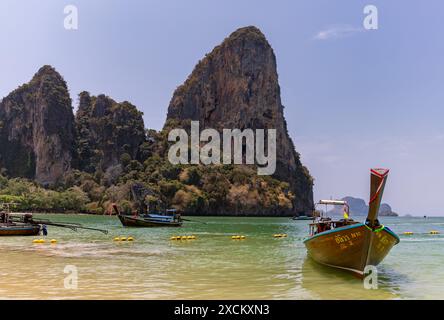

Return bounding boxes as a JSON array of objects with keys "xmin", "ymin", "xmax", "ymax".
[
  {"xmin": 0, "ymin": 205, "xmax": 40, "ymax": 236},
  {"xmin": 0, "ymin": 223, "xmax": 41, "ymax": 236},
  {"xmin": 0, "ymin": 204, "xmax": 108, "ymax": 236},
  {"xmin": 304, "ymin": 168, "xmax": 400, "ymax": 276},
  {"xmin": 113, "ymin": 204, "xmax": 183, "ymax": 227}
]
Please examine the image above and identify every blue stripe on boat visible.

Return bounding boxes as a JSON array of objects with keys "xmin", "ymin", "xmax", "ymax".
[{"xmin": 303, "ymin": 222, "xmax": 400, "ymax": 244}]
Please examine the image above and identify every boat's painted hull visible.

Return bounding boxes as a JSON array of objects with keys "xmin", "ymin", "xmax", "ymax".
[
  {"xmin": 118, "ymin": 215, "xmax": 182, "ymax": 227},
  {"xmin": 0, "ymin": 224, "xmax": 40, "ymax": 236},
  {"xmin": 304, "ymin": 223, "xmax": 399, "ymax": 276}
]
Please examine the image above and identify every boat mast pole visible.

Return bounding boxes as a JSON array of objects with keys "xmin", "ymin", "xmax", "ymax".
[{"xmin": 366, "ymin": 168, "xmax": 389, "ymax": 228}]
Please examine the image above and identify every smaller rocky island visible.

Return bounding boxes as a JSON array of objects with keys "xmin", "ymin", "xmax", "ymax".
[{"xmin": 327, "ymin": 196, "xmax": 399, "ymax": 217}]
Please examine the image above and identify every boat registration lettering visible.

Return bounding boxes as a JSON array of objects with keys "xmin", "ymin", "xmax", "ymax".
[
  {"xmin": 351, "ymin": 231, "xmax": 361, "ymax": 238},
  {"xmin": 335, "ymin": 234, "xmax": 350, "ymax": 244},
  {"xmin": 375, "ymin": 233, "xmax": 390, "ymax": 252},
  {"xmin": 335, "ymin": 231, "xmax": 361, "ymax": 245}
]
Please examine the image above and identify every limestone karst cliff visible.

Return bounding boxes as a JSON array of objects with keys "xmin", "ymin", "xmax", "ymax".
[
  {"xmin": 0, "ymin": 65, "xmax": 75, "ymax": 185},
  {"xmin": 0, "ymin": 26, "xmax": 314, "ymax": 216},
  {"xmin": 328, "ymin": 196, "xmax": 399, "ymax": 217},
  {"xmin": 166, "ymin": 26, "xmax": 314, "ymax": 215},
  {"xmin": 75, "ymin": 92, "xmax": 146, "ymax": 174}
]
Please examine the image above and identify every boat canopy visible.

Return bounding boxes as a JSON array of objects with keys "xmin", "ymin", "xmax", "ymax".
[{"xmin": 317, "ymin": 200, "xmax": 347, "ymax": 206}]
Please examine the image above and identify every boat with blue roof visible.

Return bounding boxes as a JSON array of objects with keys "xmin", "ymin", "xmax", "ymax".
[{"xmin": 113, "ymin": 204, "xmax": 183, "ymax": 227}]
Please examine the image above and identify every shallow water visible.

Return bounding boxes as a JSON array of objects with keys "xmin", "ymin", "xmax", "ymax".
[{"xmin": 0, "ymin": 215, "xmax": 442, "ymax": 299}]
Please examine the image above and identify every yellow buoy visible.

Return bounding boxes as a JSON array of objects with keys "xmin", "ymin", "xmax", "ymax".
[
  {"xmin": 430, "ymin": 231, "xmax": 440, "ymax": 235},
  {"xmin": 32, "ymin": 239, "xmax": 40, "ymax": 244},
  {"xmin": 273, "ymin": 234, "xmax": 282, "ymax": 238},
  {"xmin": 403, "ymin": 232, "xmax": 413, "ymax": 235},
  {"xmin": 39, "ymin": 239, "xmax": 46, "ymax": 243},
  {"xmin": 50, "ymin": 239, "xmax": 57, "ymax": 244},
  {"xmin": 240, "ymin": 235, "xmax": 246, "ymax": 240},
  {"xmin": 190, "ymin": 235, "xmax": 196, "ymax": 240},
  {"xmin": 282, "ymin": 234, "xmax": 288, "ymax": 238},
  {"xmin": 127, "ymin": 237, "xmax": 134, "ymax": 241},
  {"xmin": 181, "ymin": 236, "xmax": 187, "ymax": 240},
  {"xmin": 120, "ymin": 237, "xmax": 127, "ymax": 241},
  {"xmin": 113, "ymin": 237, "xmax": 121, "ymax": 241},
  {"xmin": 187, "ymin": 236, "xmax": 194, "ymax": 240}
]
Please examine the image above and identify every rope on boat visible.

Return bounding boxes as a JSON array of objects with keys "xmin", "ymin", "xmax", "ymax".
[{"xmin": 365, "ymin": 224, "xmax": 385, "ymax": 233}]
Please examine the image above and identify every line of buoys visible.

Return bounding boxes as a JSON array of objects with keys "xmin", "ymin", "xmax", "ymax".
[
  {"xmin": 231, "ymin": 235, "xmax": 246, "ymax": 240},
  {"xmin": 170, "ymin": 235, "xmax": 197, "ymax": 241},
  {"xmin": 273, "ymin": 234, "xmax": 288, "ymax": 238},
  {"xmin": 403, "ymin": 231, "xmax": 441, "ymax": 235},
  {"xmin": 113, "ymin": 237, "xmax": 135, "ymax": 242}
]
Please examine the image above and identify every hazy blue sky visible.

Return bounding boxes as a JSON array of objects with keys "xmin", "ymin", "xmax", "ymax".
[{"xmin": 1, "ymin": 1, "xmax": 443, "ymax": 215}]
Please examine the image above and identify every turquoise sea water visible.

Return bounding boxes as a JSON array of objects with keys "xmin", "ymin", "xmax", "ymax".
[{"xmin": 0, "ymin": 215, "xmax": 443, "ymax": 299}]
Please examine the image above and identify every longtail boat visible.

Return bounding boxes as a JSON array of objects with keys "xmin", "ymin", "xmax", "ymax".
[
  {"xmin": 113, "ymin": 204, "xmax": 183, "ymax": 227},
  {"xmin": 304, "ymin": 168, "xmax": 400, "ymax": 276},
  {"xmin": 1, "ymin": 204, "xmax": 40, "ymax": 236},
  {"xmin": 0, "ymin": 221, "xmax": 41, "ymax": 236},
  {"xmin": 0, "ymin": 204, "xmax": 108, "ymax": 236}
]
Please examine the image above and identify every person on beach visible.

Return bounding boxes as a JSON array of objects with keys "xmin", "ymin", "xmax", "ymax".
[{"xmin": 42, "ymin": 224, "xmax": 48, "ymax": 236}]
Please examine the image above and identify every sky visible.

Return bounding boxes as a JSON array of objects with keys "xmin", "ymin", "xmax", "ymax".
[{"xmin": 1, "ymin": 0, "xmax": 443, "ymax": 215}]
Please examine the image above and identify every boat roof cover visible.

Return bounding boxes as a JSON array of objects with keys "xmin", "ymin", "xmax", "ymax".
[{"xmin": 318, "ymin": 200, "xmax": 347, "ymax": 206}]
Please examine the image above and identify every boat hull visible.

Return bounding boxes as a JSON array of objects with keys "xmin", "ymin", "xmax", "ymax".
[
  {"xmin": 118, "ymin": 215, "xmax": 182, "ymax": 227},
  {"xmin": 304, "ymin": 223, "xmax": 399, "ymax": 276},
  {"xmin": 0, "ymin": 224, "xmax": 41, "ymax": 236}
]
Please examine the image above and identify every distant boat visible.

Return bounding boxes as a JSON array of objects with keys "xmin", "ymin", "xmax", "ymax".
[
  {"xmin": 304, "ymin": 168, "xmax": 400, "ymax": 277},
  {"xmin": 293, "ymin": 215, "xmax": 313, "ymax": 221},
  {"xmin": 113, "ymin": 204, "xmax": 183, "ymax": 227}
]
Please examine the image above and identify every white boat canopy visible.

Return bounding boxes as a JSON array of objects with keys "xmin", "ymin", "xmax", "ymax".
[{"xmin": 317, "ymin": 200, "xmax": 347, "ymax": 206}]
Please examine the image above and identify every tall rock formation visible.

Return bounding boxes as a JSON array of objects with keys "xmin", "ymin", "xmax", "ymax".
[
  {"xmin": 0, "ymin": 65, "xmax": 75, "ymax": 185},
  {"xmin": 166, "ymin": 26, "xmax": 313, "ymax": 215},
  {"xmin": 75, "ymin": 92, "xmax": 146, "ymax": 173}
]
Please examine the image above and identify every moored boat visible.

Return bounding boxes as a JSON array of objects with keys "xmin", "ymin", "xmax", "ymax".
[
  {"xmin": 0, "ymin": 205, "xmax": 41, "ymax": 236},
  {"xmin": 113, "ymin": 204, "xmax": 183, "ymax": 227},
  {"xmin": 0, "ymin": 223, "xmax": 41, "ymax": 236},
  {"xmin": 0, "ymin": 203, "xmax": 108, "ymax": 236},
  {"xmin": 304, "ymin": 168, "xmax": 400, "ymax": 276}
]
